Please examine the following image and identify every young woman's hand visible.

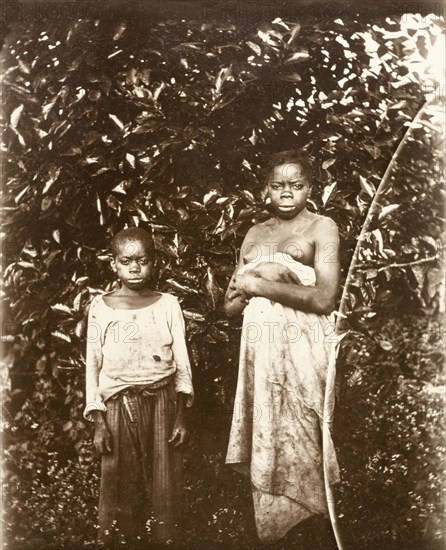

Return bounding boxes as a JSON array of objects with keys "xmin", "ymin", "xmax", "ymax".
[
  {"xmin": 226, "ymin": 285, "xmax": 250, "ymax": 304},
  {"xmin": 224, "ymin": 270, "xmax": 251, "ymax": 316},
  {"xmin": 252, "ymin": 262, "xmax": 302, "ymax": 285},
  {"xmin": 234, "ymin": 271, "xmax": 261, "ymax": 295}
]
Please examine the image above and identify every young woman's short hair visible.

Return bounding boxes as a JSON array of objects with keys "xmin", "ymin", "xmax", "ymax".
[
  {"xmin": 110, "ymin": 227, "xmax": 155, "ymax": 258},
  {"xmin": 264, "ymin": 150, "xmax": 313, "ymax": 185}
]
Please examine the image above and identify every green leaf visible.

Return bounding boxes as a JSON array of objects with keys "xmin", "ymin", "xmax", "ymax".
[
  {"xmin": 379, "ymin": 340, "xmax": 393, "ymax": 351},
  {"xmin": 287, "ymin": 24, "xmax": 301, "ymax": 45},
  {"xmin": 246, "ymin": 41, "xmax": 261, "ymax": 56},
  {"xmin": 10, "ymin": 105, "xmax": 24, "ymax": 129},
  {"xmin": 322, "ymin": 159, "xmax": 336, "ymax": 170},
  {"xmin": 359, "ymin": 175, "xmax": 376, "ymax": 198},
  {"xmin": 378, "ymin": 204, "xmax": 399, "ymax": 220},
  {"xmin": 183, "ymin": 310, "xmax": 206, "ymax": 322},
  {"xmin": 277, "ymin": 72, "xmax": 301, "ymax": 83},
  {"xmin": 322, "ymin": 182, "xmax": 337, "ymax": 206},
  {"xmin": 283, "ymin": 51, "xmax": 309, "ymax": 64},
  {"xmin": 364, "ymin": 144, "xmax": 381, "ymax": 159}
]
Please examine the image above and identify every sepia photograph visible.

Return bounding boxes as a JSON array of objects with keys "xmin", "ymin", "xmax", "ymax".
[{"xmin": 1, "ymin": 1, "xmax": 444, "ymax": 548}]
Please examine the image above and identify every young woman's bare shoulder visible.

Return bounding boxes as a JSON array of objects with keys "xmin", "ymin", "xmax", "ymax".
[
  {"xmin": 312, "ymin": 214, "xmax": 339, "ymax": 237},
  {"xmin": 243, "ymin": 220, "xmax": 271, "ymax": 241}
]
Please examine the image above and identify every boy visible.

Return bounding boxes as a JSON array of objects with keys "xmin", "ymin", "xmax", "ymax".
[{"xmin": 84, "ymin": 227, "xmax": 193, "ymax": 545}]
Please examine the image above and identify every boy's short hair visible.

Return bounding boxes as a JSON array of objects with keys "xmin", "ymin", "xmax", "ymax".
[
  {"xmin": 264, "ymin": 150, "xmax": 313, "ymax": 184},
  {"xmin": 110, "ymin": 227, "xmax": 155, "ymax": 258}
]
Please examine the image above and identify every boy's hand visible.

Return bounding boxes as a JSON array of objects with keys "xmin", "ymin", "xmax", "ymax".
[
  {"xmin": 169, "ymin": 414, "xmax": 189, "ymax": 448},
  {"xmin": 93, "ymin": 420, "xmax": 113, "ymax": 455}
]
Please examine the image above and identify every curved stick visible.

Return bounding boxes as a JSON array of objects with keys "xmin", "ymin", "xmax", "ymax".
[
  {"xmin": 323, "ymin": 97, "xmax": 438, "ymax": 550},
  {"xmin": 337, "ymin": 97, "xmax": 435, "ymax": 333}
]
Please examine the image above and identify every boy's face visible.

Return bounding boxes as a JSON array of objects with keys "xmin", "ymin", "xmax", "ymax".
[
  {"xmin": 111, "ymin": 238, "xmax": 153, "ymax": 290},
  {"xmin": 267, "ymin": 162, "xmax": 311, "ymax": 219}
]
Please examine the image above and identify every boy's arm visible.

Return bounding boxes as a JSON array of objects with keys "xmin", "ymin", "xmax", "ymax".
[
  {"xmin": 236, "ymin": 218, "xmax": 341, "ymax": 315},
  {"xmin": 168, "ymin": 298, "xmax": 194, "ymax": 447},
  {"xmin": 169, "ymin": 297, "xmax": 194, "ymax": 407},
  {"xmin": 84, "ymin": 297, "xmax": 106, "ymax": 420},
  {"xmin": 90, "ymin": 410, "xmax": 113, "ymax": 454},
  {"xmin": 84, "ymin": 297, "xmax": 113, "ymax": 455},
  {"xmin": 168, "ymin": 392, "xmax": 189, "ymax": 447}
]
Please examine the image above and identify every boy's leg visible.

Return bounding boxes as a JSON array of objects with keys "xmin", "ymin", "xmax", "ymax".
[
  {"xmin": 98, "ymin": 394, "xmax": 147, "ymax": 544},
  {"xmin": 143, "ymin": 382, "xmax": 183, "ymax": 544}
]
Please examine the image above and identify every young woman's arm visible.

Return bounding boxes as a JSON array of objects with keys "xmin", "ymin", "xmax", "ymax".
[
  {"xmin": 223, "ymin": 228, "xmax": 257, "ymax": 317},
  {"xmin": 235, "ymin": 217, "xmax": 340, "ymax": 315},
  {"xmin": 250, "ymin": 262, "xmax": 302, "ymax": 285}
]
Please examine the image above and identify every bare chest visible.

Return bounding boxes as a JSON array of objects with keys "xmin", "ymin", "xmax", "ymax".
[
  {"xmin": 102, "ymin": 293, "xmax": 162, "ymax": 310},
  {"xmin": 243, "ymin": 226, "xmax": 316, "ymax": 265}
]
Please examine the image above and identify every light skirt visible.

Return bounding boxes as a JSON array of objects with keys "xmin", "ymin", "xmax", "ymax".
[{"xmin": 226, "ymin": 256, "xmax": 340, "ymax": 542}]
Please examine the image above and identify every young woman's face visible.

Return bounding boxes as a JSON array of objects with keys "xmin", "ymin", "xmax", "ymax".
[
  {"xmin": 267, "ymin": 162, "xmax": 311, "ymax": 219},
  {"xmin": 111, "ymin": 238, "xmax": 153, "ymax": 290}
]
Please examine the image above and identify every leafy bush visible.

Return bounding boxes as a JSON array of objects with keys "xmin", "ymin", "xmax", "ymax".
[
  {"xmin": 1, "ymin": 7, "xmax": 444, "ymax": 549},
  {"xmin": 335, "ymin": 314, "xmax": 445, "ymax": 550},
  {"xmin": 4, "ymin": 445, "xmax": 99, "ymax": 549}
]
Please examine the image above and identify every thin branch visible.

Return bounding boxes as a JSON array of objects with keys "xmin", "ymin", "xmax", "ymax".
[{"xmin": 355, "ymin": 255, "xmax": 442, "ymax": 272}]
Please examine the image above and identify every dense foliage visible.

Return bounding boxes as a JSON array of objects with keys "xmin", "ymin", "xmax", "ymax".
[{"xmin": 1, "ymin": 7, "xmax": 444, "ymax": 549}]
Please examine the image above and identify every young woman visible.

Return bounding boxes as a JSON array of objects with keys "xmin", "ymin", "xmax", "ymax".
[{"xmin": 224, "ymin": 150, "xmax": 341, "ymax": 542}]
